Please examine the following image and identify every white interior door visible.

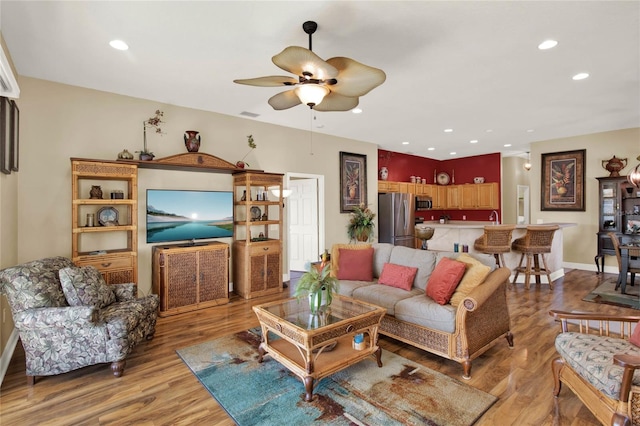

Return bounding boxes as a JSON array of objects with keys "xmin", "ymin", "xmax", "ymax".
[{"xmin": 288, "ymin": 177, "xmax": 320, "ymax": 271}]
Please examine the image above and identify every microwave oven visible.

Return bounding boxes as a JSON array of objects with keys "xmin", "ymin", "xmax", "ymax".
[{"xmin": 416, "ymin": 196, "xmax": 432, "ymax": 210}]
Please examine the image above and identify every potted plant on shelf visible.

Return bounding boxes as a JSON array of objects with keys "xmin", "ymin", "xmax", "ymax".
[
  {"xmin": 236, "ymin": 134, "xmax": 256, "ymax": 168},
  {"xmin": 138, "ymin": 110, "xmax": 165, "ymax": 161},
  {"xmin": 294, "ymin": 262, "xmax": 339, "ymax": 315},
  {"xmin": 347, "ymin": 204, "xmax": 375, "ymax": 242}
]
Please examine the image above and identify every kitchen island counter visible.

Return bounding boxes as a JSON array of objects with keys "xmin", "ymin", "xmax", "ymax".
[{"xmin": 415, "ymin": 221, "xmax": 576, "ymax": 283}]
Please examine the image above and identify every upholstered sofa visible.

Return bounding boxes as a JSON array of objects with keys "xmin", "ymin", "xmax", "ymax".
[
  {"xmin": 0, "ymin": 256, "xmax": 159, "ymax": 385},
  {"xmin": 330, "ymin": 243, "xmax": 513, "ymax": 379}
]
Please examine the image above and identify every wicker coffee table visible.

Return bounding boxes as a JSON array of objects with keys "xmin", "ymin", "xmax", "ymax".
[{"xmin": 252, "ymin": 295, "xmax": 386, "ymax": 401}]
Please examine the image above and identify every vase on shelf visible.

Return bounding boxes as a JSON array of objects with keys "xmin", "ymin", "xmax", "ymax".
[
  {"xmin": 89, "ymin": 185, "xmax": 103, "ymax": 199},
  {"xmin": 379, "ymin": 167, "xmax": 389, "ymax": 181},
  {"xmin": 184, "ymin": 130, "xmax": 201, "ymax": 153}
]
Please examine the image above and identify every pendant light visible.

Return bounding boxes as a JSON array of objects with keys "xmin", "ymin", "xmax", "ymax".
[
  {"xmin": 628, "ymin": 155, "xmax": 640, "ymax": 188},
  {"xmin": 523, "ymin": 152, "xmax": 532, "ymax": 171}
]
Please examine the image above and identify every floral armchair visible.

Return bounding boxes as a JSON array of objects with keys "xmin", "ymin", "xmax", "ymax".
[{"xmin": 0, "ymin": 256, "xmax": 159, "ymax": 385}]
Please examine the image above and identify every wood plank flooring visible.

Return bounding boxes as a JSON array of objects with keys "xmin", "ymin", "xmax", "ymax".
[{"xmin": 1, "ymin": 269, "xmax": 635, "ymax": 425}]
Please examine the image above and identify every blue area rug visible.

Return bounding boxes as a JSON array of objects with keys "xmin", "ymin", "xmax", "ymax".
[{"xmin": 176, "ymin": 329, "xmax": 497, "ymax": 425}]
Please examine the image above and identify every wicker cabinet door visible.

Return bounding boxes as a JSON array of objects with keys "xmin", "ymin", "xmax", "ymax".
[
  {"xmin": 166, "ymin": 252, "xmax": 198, "ymax": 310},
  {"xmin": 198, "ymin": 247, "xmax": 228, "ymax": 302},
  {"xmin": 265, "ymin": 252, "xmax": 280, "ymax": 290},
  {"xmin": 250, "ymin": 254, "xmax": 267, "ymax": 293}
]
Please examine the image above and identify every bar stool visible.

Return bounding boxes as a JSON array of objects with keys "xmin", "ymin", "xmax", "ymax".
[
  {"xmin": 473, "ymin": 225, "xmax": 516, "ymax": 268},
  {"xmin": 511, "ymin": 225, "xmax": 559, "ymax": 289}
]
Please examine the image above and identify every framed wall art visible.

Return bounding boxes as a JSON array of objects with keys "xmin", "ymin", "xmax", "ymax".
[
  {"xmin": 10, "ymin": 100, "xmax": 18, "ymax": 172},
  {"xmin": 339, "ymin": 151, "xmax": 367, "ymax": 213},
  {"xmin": 0, "ymin": 96, "xmax": 10, "ymax": 174},
  {"xmin": 541, "ymin": 149, "xmax": 586, "ymax": 211}
]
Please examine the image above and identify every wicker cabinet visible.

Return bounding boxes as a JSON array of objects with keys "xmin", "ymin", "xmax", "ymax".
[
  {"xmin": 71, "ymin": 158, "xmax": 138, "ymax": 284},
  {"xmin": 152, "ymin": 242, "xmax": 229, "ymax": 316},
  {"xmin": 232, "ymin": 171, "xmax": 284, "ymax": 299}
]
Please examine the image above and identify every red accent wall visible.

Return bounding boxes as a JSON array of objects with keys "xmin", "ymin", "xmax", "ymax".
[{"xmin": 378, "ymin": 150, "xmax": 502, "ymax": 222}]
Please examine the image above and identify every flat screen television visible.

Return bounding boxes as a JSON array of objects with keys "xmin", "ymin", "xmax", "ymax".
[{"xmin": 146, "ymin": 189, "xmax": 233, "ymax": 244}]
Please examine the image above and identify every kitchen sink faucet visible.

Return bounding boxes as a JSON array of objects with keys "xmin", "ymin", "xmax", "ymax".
[{"xmin": 490, "ymin": 210, "xmax": 500, "ymax": 225}]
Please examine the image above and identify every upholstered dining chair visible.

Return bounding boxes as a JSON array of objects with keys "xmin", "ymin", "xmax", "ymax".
[
  {"xmin": 608, "ymin": 232, "xmax": 640, "ymax": 293},
  {"xmin": 0, "ymin": 256, "xmax": 159, "ymax": 385}
]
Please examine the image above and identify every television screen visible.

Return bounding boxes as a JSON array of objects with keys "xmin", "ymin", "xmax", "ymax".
[{"xmin": 146, "ymin": 189, "xmax": 233, "ymax": 243}]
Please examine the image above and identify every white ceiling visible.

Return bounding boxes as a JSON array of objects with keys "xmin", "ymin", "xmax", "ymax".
[{"xmin": 1, "ymin": 1, "xmax": 638, "ymax": 160}]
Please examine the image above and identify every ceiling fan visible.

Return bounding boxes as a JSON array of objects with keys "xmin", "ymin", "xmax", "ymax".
[{"xmin": 234, "ymin": 21, "xmax": 386, "ymax": 111}]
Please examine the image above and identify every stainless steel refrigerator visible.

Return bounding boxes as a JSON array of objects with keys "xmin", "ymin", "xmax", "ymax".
[{"xmin": 378, "ymin": 193, "xmax": 415, "ymax": 247}]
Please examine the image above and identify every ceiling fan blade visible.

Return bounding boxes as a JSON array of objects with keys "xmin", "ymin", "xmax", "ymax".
[
  {"xmin": 272, "ymin": 46, "xmax": 338, "ymax": 80},
  {"xmin": 325, "ymin": 57, "xmax": 386, "ymax": 97},
  {"xmin": 233, "ymin": 76, "xmax": 298, "ymax": 87},
  {"xmin": 268, "ymin": 90, "xmax": 302, "ymax": 110},
  {"xmin": 313, "ymin": 92, "xmax": 359, "ymax": 112}
]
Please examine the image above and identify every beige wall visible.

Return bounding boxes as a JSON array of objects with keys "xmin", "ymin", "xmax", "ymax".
[
  {"xmin": 529, "ymin": 128, "xmax": 639, "ymax": 270},
  {"xmin": 0, "ymin": 32, "xmax": 19, "ymax": 363},
  {"xmin": 14, "ymin": 77, "xmax": 378, "ymax": 296},
  {"xmin": 501, "ymin": 156, "xmax": 531, "ymax": 225}
]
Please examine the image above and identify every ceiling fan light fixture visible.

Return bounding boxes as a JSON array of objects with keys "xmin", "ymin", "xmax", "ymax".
[{"xmin": 295, "ymin": 84, "xmax": 329, "ymax": 108}]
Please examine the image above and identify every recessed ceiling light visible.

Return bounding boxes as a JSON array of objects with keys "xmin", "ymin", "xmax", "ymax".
[
  {"xmin": 486, "ymin": 129, "xmax": 493, "ymax": 133},
  {"xmin": 450, "ymin": 152, "xmax": 456, "ymax": 155},
  {"xmin": 109, "ymin": 40, "xmax": 129, "ymax": 51},
  {"xmin": 470, "ymin": 140, "xmax": 478, "ymax": 144},
  {"xmin": 352, "ymin": 108, "xmax": 362, "ymax": 114},
  {"xmin": 402, "ymin": 142, "xmax": 410, "ymax": 145},
  {"xmin": 504, "ymin": 144, "xmax": 512, "ymax": 147},
  {"xmin": 316, "ymin": 124, "xmax": 325, "ymax": 128},
  {"xmin": 444, "ymin": 128, "xmax": 453, "ymax": 133},
  {"xmin": 538, "ymin": 39, "xmax": 558, "ymax": 50},
  {"xmin": 427, "ymin": 147, "xmax": 435, "ymax": 151},
  {"xmin": 572, "ymin": 72, "xmax": 589, "ymax": 80},
  {"xmin": 526, "ymin": 129, "xmax": 534, "ymax": 133}
]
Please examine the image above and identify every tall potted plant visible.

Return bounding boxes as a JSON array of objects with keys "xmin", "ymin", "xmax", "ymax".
[
  {"xmin": 294, "ymin": 263, "xmax": 339, "ymax": 314},
  {"xmin": 347, "ymin": 204, "xmax": 376, "ymax": 242}
]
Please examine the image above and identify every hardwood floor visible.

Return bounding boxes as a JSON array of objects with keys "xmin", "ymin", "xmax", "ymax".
[{"xmin": 1, "ymin": 269, "xmax": 635, "ymax": 425}]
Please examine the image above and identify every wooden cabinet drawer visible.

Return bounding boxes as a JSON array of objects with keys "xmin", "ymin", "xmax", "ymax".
[
  {"xmin": 76, "ymin": 254, "xmax": 134, "ymax": 271},
  {"xmin": 249, "ymin": 242, "xmax": 280, "ymax": 256}
]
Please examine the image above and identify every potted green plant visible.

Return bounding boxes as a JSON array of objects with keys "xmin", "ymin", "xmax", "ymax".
[
  {"xmin": 347, "ymin": 204, "xmax": 375, "ymax": 242},
  {"xmin": 294, "ymin": 263, "xmax": 339, "ymax": 314}
]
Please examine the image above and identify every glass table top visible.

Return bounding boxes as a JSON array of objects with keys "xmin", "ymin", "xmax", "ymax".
[{"xmin": 257, "ymin": 296, "xmax": 381, "ymax": 331}]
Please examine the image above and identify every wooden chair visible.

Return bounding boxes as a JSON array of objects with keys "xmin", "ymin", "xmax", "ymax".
[
  {"xmin": 550, "ymin": 310, "xmax": 640, "ymax": 426},
  {"xmin": 473, "ymin": 225, "xmax": 516, "ymax": 268},
  {"xmin": 609, "ymin": 232, "xmax": 640, "ymax": 293},
  {"xmin": 511, "ymin": 225, "xmax": 559, "ymax": 289}
]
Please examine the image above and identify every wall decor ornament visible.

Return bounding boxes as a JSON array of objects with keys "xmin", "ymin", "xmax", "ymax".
[
  {"xmin": 379, "ymin": 166, "xmax": 389, "ymax": 181},
  {"xmin": 138, "ymin": 109, "xmax": 165, "ymax": 160},
  {"xmin": 184, "ymin": 130, "xmax": 201, "ymax": 153},
  {"xmin": 236, "ymin": 134, "xmax": 256, "ymax": 168},
  {"xmin": 117, "ymin": 149, "xmax": 134, "ymax": 160},
  {"xmin": 541, "ymin": 149, "xmax": 586, "ymax": 211},
  {"xmin": 340, "ymin": 151, "xmax": 368, "ymax": 213},
  {"xmin": 601, "ymin": 155, "xmax": 627, "ymax": 177}
]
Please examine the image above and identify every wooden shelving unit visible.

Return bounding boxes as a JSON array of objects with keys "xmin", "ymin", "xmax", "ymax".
[
  {"xmin": 71, "ymin": 158, "xmax": 138, "ymax": 284},
  {"xmin": 232, "ymin": 171, "xmax": 284, "ymax": 299}
]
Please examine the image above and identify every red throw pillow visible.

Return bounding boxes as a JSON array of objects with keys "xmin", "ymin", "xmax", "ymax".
[
  {"xmin": 378, "ymin": 263, "xmax": 418, "ymax": 291},
  {"xmin": 337, "ymin": 248, "xmax": 374, "ymax": 281},
  {"xmin": 425, "ymin": 257, "xmax": 467, "ymax": 305},
  {"xmin": 630, "ymin": 324, "xmax": 640, "ymax": 347}
]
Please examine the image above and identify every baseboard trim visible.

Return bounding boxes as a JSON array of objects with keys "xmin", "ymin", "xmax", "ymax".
[
  {"xmin": 0, "ymin": 328, "xmax": 18, "ymax": 387},
  {"xmin": 563, "ymin": 261, "xmax": 618, "ymax": 274}
]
